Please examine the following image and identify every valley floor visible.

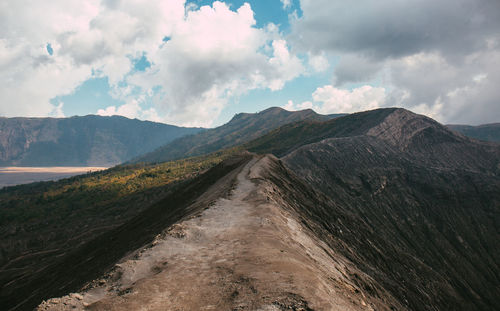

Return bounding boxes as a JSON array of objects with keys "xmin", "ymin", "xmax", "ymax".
[
  {"xmin": 0, "ymin": 167, "xmax": 107, "ymax": 188},
  {"xmin": 37, "ymin": 156, "xmax": 398, "ymax": 311}
]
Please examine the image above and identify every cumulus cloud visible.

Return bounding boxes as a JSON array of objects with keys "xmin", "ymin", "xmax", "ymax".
[
  {"xmin": 282, "ymin": 100, "xmax": 295, "ymax": 111},
  {"xmin": 0, "ymin": 0, "xmax": 185, "ymax": 119},
  {"xmin": 280, "ymin": 0, "xmax": 292, "ymax": 10},
  {"xmin": 0, "ymin": 0, "xmax": 95, "ymax": 117},
  {"xmin": 284, "ymin": 85, "xmax": 386, "ymax": 114},
  {"xmin": 97, "ymin": 100, "xmax": 141, "ymax": 119},
  {"xmin": 282, "ymin": 100, "xmax": 313, "ymax": 111},
  {"xmin": 125, "ymin": 2, "xmax": 304, "ymax": 126},
  {"xmin": 312, "ymin": 85, "xmax": 385, "ymax": 114},
  {"xmin": 387, "ymin": 50, "xmax": 500, "ymax": 124},
  {"xmin": 0, "ymin": 39, "xmax": 92, "ymax": 117},
  {"xmin": 0, "ymin": 0, "xmax": 304, "ymax": 126},
  {"xmin": 291, "ymin": 0, "xmax": 500, "ymax": 124}
]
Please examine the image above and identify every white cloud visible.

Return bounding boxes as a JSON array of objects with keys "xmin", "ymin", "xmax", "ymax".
[
  {"xmin": 282, "ymin": 100, "xmax": 313, "ymax": 111},
  {"xmin": 282, "ymin": 100, "xmax": 295, "ymax": 111},
  {"xmin": 291, "ymin": 0, "xmax": 500, "ymax": 124},
  {"xmin": 50, "ymin": 102, "xmax": 65, "ymax": 118},
  {"xmin": 280, "ymin": 0, "xmax": 292, "ymax": 10},
  {"xmin": 96, "ymin": 101, "xmax": 141, "ymax": 119},
  {"xmin": 96, "ymin": 96, "xmax": 166, "ymax": 122},
  {"xmin": 267, "ymin": 39, "xmax": 304, "ymax": 90},
  {"xmin": 387, "ymin": 50, "xmax": 500, "ymax": 124},
  {"xmin": 124, "ymin": 2, "xmax": 304, "ymax": 126},
  {"xmin": 0, "ymin": 0, "xmax": 305, "ymax": 126},
  {"xmin": 308, "ymin": 53, "xmax": 329, "ymax": 72},
  {"xmin": 96, "ymin": 99, "xmax": 154, "ymax": 120},
  {"xmin": 96, "ymin": 106, "xmax": 118, "ymax": 117},
  {"xmin": 284, "ymin": 85, "xmax": 385, "ymax": 114},
  {"xmin": 0, "ymin": 0, "xmax": 185, "ymax": 118},
  {"xmin": 299, "ymin": 101, "xmax": 313, "ymax": 109},
  {"xmin": 312, "ymin": 85, "xmax": 385, "ymax": 114},
  {"xmin": 0, "ymin": 40, "xmax": 92, "ymax": 117}
]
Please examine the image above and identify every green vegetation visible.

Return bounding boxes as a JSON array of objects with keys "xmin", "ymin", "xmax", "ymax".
[{"xmin": 0, "ymin": 147, "xmax": 243, "ymax": 225}]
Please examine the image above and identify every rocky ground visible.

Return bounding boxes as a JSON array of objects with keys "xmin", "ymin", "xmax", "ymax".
[{"xmin": 38, "ymin": 156, "xmax": 400, "ymax": 311}]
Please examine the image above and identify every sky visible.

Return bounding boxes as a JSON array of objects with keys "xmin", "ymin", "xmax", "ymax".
[{"xmin": 0, "ymin": 0, "xmax": 499, "ymax": 127}]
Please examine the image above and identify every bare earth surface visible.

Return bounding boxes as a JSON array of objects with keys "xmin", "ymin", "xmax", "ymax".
[
  {"xmin": 38, "ymin": 156, "xmax": 399, "ymax": 311},
  {"xmin": 0, "ymin": 167, "xmax": 107, "ymax": 188}
]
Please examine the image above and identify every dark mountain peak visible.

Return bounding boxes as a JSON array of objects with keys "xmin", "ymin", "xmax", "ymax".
[
  {"xmin": 260, "ymin": 106, "xmax": 287, "ymax": 114},
  {"xmin": 258, "ymin": 106, "xmax": 319, "ymax": 117},
  {"xmin": 247, "ymin": 107, "xmax": 499, "ymax": 173},
  {"xmin": 364, "ymin": 107, "xmax": 452, "ymax": 147},
  {"xmin": 228, "ymin": 107, "xmax": 285, "ymax": 123},
  {"xmin": 228, "ymin": 112, "xmax": 251, "ymax": 122},
  {"xmin": 229, "ymin": 107, "xmax": 319, "ymax": 124}
]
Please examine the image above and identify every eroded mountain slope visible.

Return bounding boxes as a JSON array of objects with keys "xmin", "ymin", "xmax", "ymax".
[{"xmin": 279, "ymin": 109, "xmax": 500, "ymax": 310}]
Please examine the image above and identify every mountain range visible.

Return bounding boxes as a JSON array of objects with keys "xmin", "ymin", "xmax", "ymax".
[
  {"xmin": 0, "ymin": 110, "xmax": 497, "ymax": 168},
  {"xmin": 447, "ymin": 123, "xmax": 500, "ymax": 142},
  {"xmin": 0, "ymin": 115, "xmax": 202, "ymax": 166},
  {"xmin": 0, "ymin": 108, "xmax": 499, "ymax": 310},
  {"xmin": 133, "ymin": 107, "xmax": 345, "ymax": 163}
]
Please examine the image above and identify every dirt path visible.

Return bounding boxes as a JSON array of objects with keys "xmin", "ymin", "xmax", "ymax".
[{"xmin": 38, "ymin": 156, "xmax": 395, "ymax": 311}]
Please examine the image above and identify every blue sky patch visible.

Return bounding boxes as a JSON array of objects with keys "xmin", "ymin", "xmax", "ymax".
[
  {"xmin": 46, "ymin": 43, "xmax": 53, "ymax": 55},
  {"xmin": 52, "ymin": 77, "xmax": 123, "ymax": 116},
  {"xmin": 133, "ymin": 54, "xmax": 151, "ymax": 72}
]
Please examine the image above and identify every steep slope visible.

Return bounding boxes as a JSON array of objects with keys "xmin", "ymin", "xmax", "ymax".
[
  {"xmin": 0, "ymin": 148, "xmax": 242, "ymax": 311},
  {"xmin": 276, "ymin": 109, "xmax": 500, "ymax": 310},
  {"xmin": 0, "ymin": 115, "xmax": 202, "ymax": 166},
  {"xmin": 133, "ymin": 107, "xmax": 343, "ymax": 163},
  {"xmin": 447, "ymin": 123, "xmax": 500, "ymax": 142},
  {"xmin": 2, "ymin": 154, "xmax": 251, "ymax": 310},
  {"xmin": 37, "ymin": 156, "xmax": 402, "ymax": 311}
]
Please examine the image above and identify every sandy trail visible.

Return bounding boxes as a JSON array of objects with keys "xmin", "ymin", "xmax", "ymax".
[{"xmin": 38, "ymin": 156, "xmax": 391, "ymax": 311}]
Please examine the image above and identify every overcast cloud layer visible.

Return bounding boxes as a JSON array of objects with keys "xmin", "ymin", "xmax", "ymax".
[
  {"xmin": 0, "ymin": 0, "xmax": 499, "ymax": 125},
  {"xmin": 290, "ymin": 0, "xmax": 500, "ymax": 124}
]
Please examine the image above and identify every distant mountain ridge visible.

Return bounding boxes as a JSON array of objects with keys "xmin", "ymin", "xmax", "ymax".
[
  {"xmin": 447, "ymin": 123, "xmax": 500, "ymax": 142},
  {"xmin": 133, "ymin": 107, "xmax": 345, "ymax": 163},
  {"xmin": 0, "ymin": 115, "xmax": 202, "ymax": 166},
  {"xmin": 1, "ymin": 109, "xmax": 494, "ymax": 168},
  {"xmin": 247, "ymin": 108, "xmax": 499, "ymax": 167}
]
